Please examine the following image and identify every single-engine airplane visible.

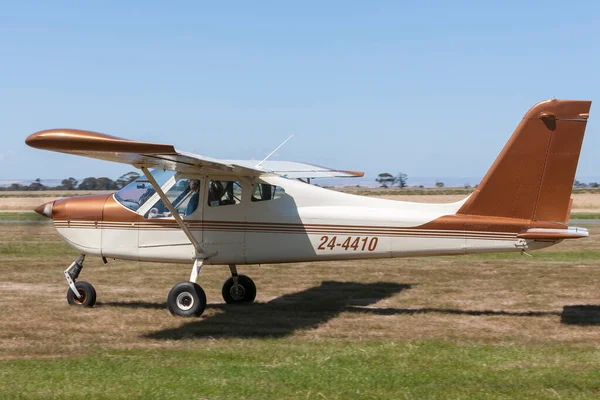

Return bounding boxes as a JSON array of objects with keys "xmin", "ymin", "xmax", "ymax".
[{"xmin": 26, "ymin": 99, "xmax": 591, "ymax": 317}]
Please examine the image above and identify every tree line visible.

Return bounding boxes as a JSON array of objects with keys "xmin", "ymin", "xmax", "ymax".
[
  {"xmin": 376, "ymin": 173, "xmax": 599, "ymax": 189},
  {"xmin": 0, "ymin": 171, "xmax": 141, "ymax": 191}
]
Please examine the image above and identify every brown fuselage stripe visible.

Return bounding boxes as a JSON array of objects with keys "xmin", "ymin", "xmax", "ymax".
[
  {"xmin": 54, "ymin": 220, "xmax": 518, "ymax": 234},
  {"xmin": 54, "ymin": 218, "xmax": 526, "ymax": 230},
  {"xmin": 54, "ymin": 220, "xmax": 519, "ymax": 241}
]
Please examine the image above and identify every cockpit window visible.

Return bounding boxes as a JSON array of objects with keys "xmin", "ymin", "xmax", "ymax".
[
  {"xmin": 146, "ymin": 179, "xmax": 201, "ymax": 219},
  {"xmin": 207, "ymin": 180, "xmax": 242, "ymax": 207},
  {"xmin": 114, "ymin": 170, "xmax": 175, "ymax": 211},
  {"xmin": 251, "ymin": 183, "xmax": 285, "ymax": 202}
]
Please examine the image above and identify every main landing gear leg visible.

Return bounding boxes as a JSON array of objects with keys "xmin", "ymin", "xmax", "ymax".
[
  {"xmin": 167, "ymin": 259, "xmax": 207, "ymax": 317},
  {"xmin": 64, "ymin": 255, "xmax": 97, "ymax": 307},
  {"xmin": 222, "ymin": 264, "xmax": 256, "ymax": 304}
]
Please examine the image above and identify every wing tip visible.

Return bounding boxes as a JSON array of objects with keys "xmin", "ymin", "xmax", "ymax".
[
  {"xmin": 26, "ymin": 129, "xmax": 176, "ymax": 154},
  {"xmin": 338, "ymin": 170, "xmax": 365, "ymax": 177}
]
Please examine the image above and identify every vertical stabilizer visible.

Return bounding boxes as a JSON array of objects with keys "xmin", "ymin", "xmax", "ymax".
[{"xmin": 458, "ymin": 99, "xmax": 591, "ymax": 222}]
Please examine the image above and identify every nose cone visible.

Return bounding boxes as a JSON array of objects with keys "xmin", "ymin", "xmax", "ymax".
[{"xmin": 34, "ymin": 201, "xmax": 54, "ymax": 219}]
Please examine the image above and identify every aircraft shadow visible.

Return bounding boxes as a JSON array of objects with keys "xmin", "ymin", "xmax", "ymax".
[
  {"xmin": 98, "ymin": 301, "xmax": 168, "ymax": 310},
  {"xmin": 560, "ymin": 305, "xmax": 600, "ymax": 325},
  {"xmin": 145, "ymin": 281, "xmax": 411, "ymax": 340},
  {"xmin": 99, "ymin": 283, "xmax": 594, "ymax": 339},
  {"xmin": 349, "ymin": 307, "xmax": 561, "ymax": 318}
]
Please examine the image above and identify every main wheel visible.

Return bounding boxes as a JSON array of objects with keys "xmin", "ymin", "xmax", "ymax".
[
  {"xmin": 66, "ymin": 281, "xmax": 97, "ymax": 307},
  {"xmin": 222, "ymin": 275, "xmax": 256, "ymax": 304},
  {"xmin": 167, "ymin": 281, "xmax": 207, "ymax": 317}
]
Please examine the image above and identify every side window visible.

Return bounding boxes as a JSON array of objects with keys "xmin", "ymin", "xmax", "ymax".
[
  {"xmin": 146, "ymin": 179, "xmax": 201, "ymax": 218},
  {"xmin": 207, "ymin": 180, "xmax": 242, "ymax": 207},
  {"xmin": 252, "ymin": 183, "xmax": 285, "ymax": 202}
]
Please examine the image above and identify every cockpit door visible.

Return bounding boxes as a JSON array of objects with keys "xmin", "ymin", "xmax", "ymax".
[{"xmin": 202, "ymin": 177, "xmax": 247, "ymax": 264}]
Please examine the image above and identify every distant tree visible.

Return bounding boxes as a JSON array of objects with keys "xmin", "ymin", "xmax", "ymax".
[
  {"xmin": 435, "ymin": 180, "xmax": 445, "ymax": 188},
  {"xmin": 394, "ymin": 173, "xmax": 408, "ymax": 188},
  {"xmin": 573, "ymin": 180, "xmax": 588, "ymax": 188},
  {"xmin": 590, "ymin": 182, "xmax": 600, "ymax": 188},
  {"xmin": 95, "ymin": 177, "xmax": 119, "ymax": 190},
  {"xmin": 78, "ymin": 177, "xmax": 97, "ymax": 190},
  {"xmin": 78, "ymin": 177, "xmax": 118, "ymax": 190},
  {"xmin": 376, "ymin": 173, "xmax": 395, "ymax": 188},
  {"xmin": 28, "ymin": 178, "xmax": 45, "ymax": 191},
  {"xmin": 464, "ymin": 183, "xmax": 472, "ymax": 189},
  {"xmin": 116, "ymin": 171, "xmax": 141, "ymax": 189},
  {"xmin": 60, "ymin": 177, "xmax": 78, "ymax": 190}
]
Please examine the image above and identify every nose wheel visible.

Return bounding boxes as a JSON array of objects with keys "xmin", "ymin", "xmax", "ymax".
[
  {"xmin": 67, "ymin": 281, "xmax": 97, "ymax": 307},
  {"xmin": 64, "ymin": 255, "xmax": 97, "ymax": 308}
]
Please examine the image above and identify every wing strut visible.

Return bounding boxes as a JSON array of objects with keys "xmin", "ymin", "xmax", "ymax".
[{"xmin": 141, "ymin": 167, "xmax": 207, "ymax": 257}]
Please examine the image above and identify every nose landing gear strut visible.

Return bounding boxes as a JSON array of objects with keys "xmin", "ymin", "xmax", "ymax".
[{"xmin": 64, "ymin": 254, "xmax": 96, "ymax": 307}]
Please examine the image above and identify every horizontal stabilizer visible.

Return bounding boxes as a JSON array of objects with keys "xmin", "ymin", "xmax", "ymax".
[{"xmin": 517, "ymin": 227, "xmax": 589, "ymax": 240}]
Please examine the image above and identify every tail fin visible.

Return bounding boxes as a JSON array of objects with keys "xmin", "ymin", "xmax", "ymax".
[{"xmin": 458, "ymin": 99, "xmax": 592, "ymax": 222}]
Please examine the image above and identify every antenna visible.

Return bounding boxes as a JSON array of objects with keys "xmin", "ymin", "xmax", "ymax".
[{"xmin": 256, "ymin": 134, "xmax": 294, "ymax": 168}]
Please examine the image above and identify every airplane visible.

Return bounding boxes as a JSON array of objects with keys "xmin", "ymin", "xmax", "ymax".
[{"xmin": 26, "ymin": 99, "xmax": 592, "ymax": 318}]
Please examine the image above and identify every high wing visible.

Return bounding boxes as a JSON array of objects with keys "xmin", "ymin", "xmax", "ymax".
[{"xmin": 25, "ymin": 129, "xmax": 364, "ymax": 179}]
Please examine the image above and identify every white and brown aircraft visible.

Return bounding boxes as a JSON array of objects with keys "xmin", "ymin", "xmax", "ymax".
[{"xmin": 26, "ymin": 99, "xmax": 591, "ymax": 317}]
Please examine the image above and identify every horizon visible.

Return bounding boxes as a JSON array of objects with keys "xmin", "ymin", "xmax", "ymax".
[{"xmin": 4, "ymin": 175, "xmax": 600, "ymax": 189}]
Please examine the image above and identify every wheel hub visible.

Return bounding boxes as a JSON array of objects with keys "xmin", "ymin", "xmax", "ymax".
[
  {"xmin": 229, "ymin": 284, "xmax": 246, "ymax": 301},
  {"xmin": 176, "ymin": 292, "xmax": 195, "ymax": 310},
  {"xmin": 73, "ymin": 290, "xmax": 87, "ymax": 305}
]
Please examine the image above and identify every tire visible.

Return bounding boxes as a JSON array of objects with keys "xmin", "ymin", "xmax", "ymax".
[
  {"xmin": 167, "ymin": 281, "xmax": 207, "ymax": 317},
  {"xmin": 66, "ymin": 281, "xmax": 97, "ymax": 307},
  {"xmin": 222, "ymin": 275, "xmax": 256, "ymax": 304}
]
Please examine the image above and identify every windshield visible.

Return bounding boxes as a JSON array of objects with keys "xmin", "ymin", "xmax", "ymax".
[{"xmin": 114, "ymin": 169, "xmax": 175, "ymax": 211}]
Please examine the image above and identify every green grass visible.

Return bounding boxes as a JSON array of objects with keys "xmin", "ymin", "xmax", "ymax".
[
  {"xmin": 0, "ymin": 241, "xmax": 74, "ymax": 257},
  {"xmin": 570, "ymin": 213, "xmax": 600, "ymax": 220},
  {"xmin": 0, "ymin": 212, "xmax": 49, "ymax": 221},
  {"xmin": 2, "ymin": 341, "xmax": 600, "ymax": 399}
]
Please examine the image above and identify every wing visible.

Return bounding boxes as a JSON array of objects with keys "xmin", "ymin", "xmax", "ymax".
[{"xmin": 25, "ymin": 129, "xmax": 364, "ymax": 179}]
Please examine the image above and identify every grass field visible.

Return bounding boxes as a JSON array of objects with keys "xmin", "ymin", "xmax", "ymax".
[{"xmin": 1, "ymin": 224, "xmax": 600, "ymax": 398}]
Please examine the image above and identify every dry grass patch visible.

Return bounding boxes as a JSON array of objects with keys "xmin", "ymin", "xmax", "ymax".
[{"xmin": 0, "ymin": 225, "xmax": 599, "ymax": 361}]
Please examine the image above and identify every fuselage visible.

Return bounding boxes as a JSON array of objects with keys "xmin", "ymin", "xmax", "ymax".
[{"xmin": 38, "ymin": 174, "xmax": 575, "ymax": 266}]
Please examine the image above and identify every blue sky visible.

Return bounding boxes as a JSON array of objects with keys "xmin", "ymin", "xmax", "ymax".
[{"xmin": 1, "ymin": 1, "xmax": 599, "ymax": 185}]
